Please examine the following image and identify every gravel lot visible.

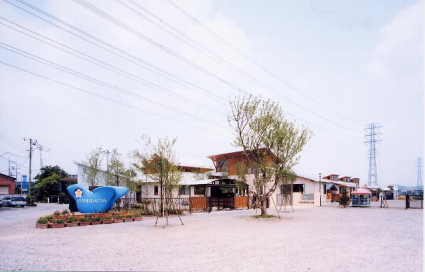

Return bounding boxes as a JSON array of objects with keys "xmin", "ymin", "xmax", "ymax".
[{"xmin": 0, "ymin": 203, "xmax": 422, "ymax": 271}]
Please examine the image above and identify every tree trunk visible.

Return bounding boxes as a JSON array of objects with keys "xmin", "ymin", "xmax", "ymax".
[{"xmin": 260, "ymin": 198, "xmax": 268, "ymax": 216}]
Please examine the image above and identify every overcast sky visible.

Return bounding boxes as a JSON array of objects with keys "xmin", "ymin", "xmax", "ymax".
[{"xmin": 0, "ymin": 0, "xmax": 423, "ymax": 187}]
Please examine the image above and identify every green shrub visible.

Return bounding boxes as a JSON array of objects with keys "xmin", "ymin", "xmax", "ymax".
[
  {"xmin": 113, "ymin": 214, "xmax": 122, "ymax": 219},
  {"xmin": 133, "ymin": 212, "xmax": 141, "ymax": 217},
  {"xmin": 62, "ymin": 209, "xmax": 70, "ymax": 215},
  {"xmin": 79, "ymin": 217, "xmax": 90, "ymax": 222},
  {"xmin": 125, "ymin": 214, "xmax": 133, "ymax": 218},
  {"xmin": 84, "ymin": 214, "xmax": 92, "ymax": 218},
  {"xmin": 66, "ymin": 217, "xmax": 77, "ymax": 223},
  {"xmin": 92, "ymin": 217, "xmax": 101, "ymax": 222},
  {"xmin": 53, "ymin": 219, "xmax": 64, "ymax": 224},
  {"xmin": 53, "ymin": 210, "xmax": 60, "ymax": 216},
  {"xmin": 103, "ymin": 215, "xmax": 112, "ymax": 220},
  {"xmin": 45, "ymin": 215, "xmax": 54, "ymax": 221},
  {"xmin": 36, "ymin": 217, "xmax": 48, "ymax": 224}
]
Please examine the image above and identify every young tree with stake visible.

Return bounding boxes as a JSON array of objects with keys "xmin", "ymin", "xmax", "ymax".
[{"xmin": 228, "ymin": 95, "xmax": 312, "ymax": 216}]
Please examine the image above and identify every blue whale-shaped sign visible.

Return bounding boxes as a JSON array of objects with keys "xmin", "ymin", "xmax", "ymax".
[{"xmin": 67, "ymin": 184, "xmax": 128, "ymax": 213}]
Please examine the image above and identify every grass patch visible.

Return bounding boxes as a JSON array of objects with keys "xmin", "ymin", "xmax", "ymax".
[{"xmin": 253, "ymin": 214, "xmax": 277, "ymax": 219}]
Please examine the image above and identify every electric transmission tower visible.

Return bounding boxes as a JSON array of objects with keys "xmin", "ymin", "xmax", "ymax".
[
  {"xmin": 417, "ymin": 157, "xmax": 423, "ymax": 188},
  {"xmin": 364, "ymin": 123, "xmax": 381, "ymax": 186}
]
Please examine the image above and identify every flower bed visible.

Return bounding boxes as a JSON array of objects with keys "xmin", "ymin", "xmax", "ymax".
[{"xmin": 35, "ymin": 211, "xmax": 142, "ymax": 229}]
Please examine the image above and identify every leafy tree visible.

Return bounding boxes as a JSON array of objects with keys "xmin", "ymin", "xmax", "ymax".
[
  {"xmin": 228, "ymin": 95, "xmax": 311, "ymax": 216},
  {"xmin": 36, "ymin": 173, "xmax": 61, "ymax": 198},
  {"xmin": 82, "ymin": 146, "xmax": 104, "ymax": 188},
  {"xmin": 35, "ymin": 165, "xmax": 68, "ymax": 182},
  {"xmin": 105, "ymin": 149, "xmax": 126, "ymax": 186},
  {"xmin": 133, "ymin": 136, "xmax": 182, "ymax": 226}
]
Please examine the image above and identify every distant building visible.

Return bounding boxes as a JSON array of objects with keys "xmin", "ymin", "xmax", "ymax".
[{"xmin": 0, "ymin": 173, "xmax": 16, "ymax": 195}]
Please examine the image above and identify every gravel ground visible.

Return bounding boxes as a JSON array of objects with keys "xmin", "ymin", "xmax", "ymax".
[{"xmin": 0, "ymin": 203, "xmax": 422, "ymax": 272}]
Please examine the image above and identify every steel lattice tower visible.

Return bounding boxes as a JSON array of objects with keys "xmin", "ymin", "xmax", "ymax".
[
  {"xmin": 417, "ymin": 157, "xmax": 423, "ymax": 188},
  {"xmin": 364, "ymin": 123, "xmax": 381, "ymax": 186}
]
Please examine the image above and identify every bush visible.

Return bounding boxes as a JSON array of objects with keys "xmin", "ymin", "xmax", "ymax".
[
  {"xmin": 103, "ymin": 215, "xmax": 112, "ymax": 220},
  {"xmin": 112, "ymin": 214, "xmax": 122, "ymax": 219},
  {"xmin": 125, "ymin": 214, "xmax": 133, "ymax": 219},
  {"xmin": 53, "ymin": 219, "xmax": 64, "ymax": 224},
  {"xmin": 53, "ymin": 210, "xmax": 60, "ymax": 216},
  {"xmin": 92, "ymin": 217, "xmax": 101, "ymax": 222},
  {"xmin": 133, "ymin": 212, "xmax": 141, "ymax": 217},
  {"xmin": 79, "ymin": 217, "xmax": 90, "ymax": 222},
  {"xmin": 66, "ymin": 217, "xmax": 77, "ymax": 223},
  {"xmin": 62, "ymin": 209, "xmax": 70, "ymax": 215},
  {"xmin": 36, "ymin": 217, "xmax": 48, "ymax": 224},
  {"xmin": 45, "ymin": 215, "xmax": 54, "ymax": 221},
  {"xmin": 339, "ymin": 191, "xmax": 351, "ymax": 208}
]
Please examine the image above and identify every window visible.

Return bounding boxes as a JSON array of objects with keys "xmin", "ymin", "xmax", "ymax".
[
  {"xmin": 154, "ymin": 186, "xmax": 158, "ymax": 195},
  {"xmin": 293, "ymin": 184, "xmax": 304, "ymax": 193},
  {"xmin": 179, "ymin": 185, "xmax": 190, "ymax": 195},
  {"xmin": 280, "ymin": 184, "xmax": 292, "ymax": 194},
  {"xmin": 194, "ymin": 186, "xmax": 205, "ymax": 195}
]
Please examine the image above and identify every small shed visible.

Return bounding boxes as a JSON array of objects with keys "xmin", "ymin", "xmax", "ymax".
[{"xmin": 351, "ymin": 187, "xmax": 372, "ymax": 207}]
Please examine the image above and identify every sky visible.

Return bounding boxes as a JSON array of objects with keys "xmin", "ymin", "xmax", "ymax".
[{"xmin": 0, "ymin": 0, "xmax": 423, "ymax": 187}]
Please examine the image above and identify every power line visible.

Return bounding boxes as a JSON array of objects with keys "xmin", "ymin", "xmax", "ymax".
[
  {"xmin": 124, "ymin": 0, "xmax": 361, "ymax": 134},
  {"xmin": 3, "ymin": 1, "xmax": 363, "ymax": 143},
  {"xmin": 0, "ymin": 17, "xmax": 224, "ymax": 114},
  {"xmin": 73, "ymin": 0, "xmax": 247, "ymax": 94},
  {"xmin": 4, "ymin": 0, "xmax": 227, "ymax": 104},
  {"xmin": 0, "ymin": 42, "xmax": 228, "ymax": 129},
  {"xmin": 165, "ymin": 0, "xmax": 364, "ymax": 128},
  {"xmin": 0, "ymin": 60, "xmax": 229, "ymax": 137}
]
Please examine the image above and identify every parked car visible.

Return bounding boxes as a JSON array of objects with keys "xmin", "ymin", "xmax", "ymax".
[{"xmin": 1, "ymin": 196, "xmax": 26, "ymax": 207}]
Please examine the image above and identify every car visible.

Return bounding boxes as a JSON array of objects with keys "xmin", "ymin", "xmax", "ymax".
[{"xmin": 1, "ymin": 196, "xmax": 26, "ymax": 207}]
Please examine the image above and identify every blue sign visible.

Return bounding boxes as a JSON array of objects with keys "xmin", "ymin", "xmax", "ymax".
[
  {"xmin": 67, "ymin": 185, "xmax": 128, "ymax": 213},
  {"xmin": 22, "ymin": 175, "xmax": 27, "ymax": 190}
]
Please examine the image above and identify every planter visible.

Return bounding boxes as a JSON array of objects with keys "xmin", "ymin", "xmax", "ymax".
[
  {"xmin": 102, "ymin": 220, "xmax": 113, "ymax": 224},
  {"xmin": 79, "ymin": 222, "xmax": 90, "ymax": 226},
  {"xmin": 113, "ymin": 219, "xmax": 124, "ymax": 223},
  {"xmin": 36, "ymin": 223, "xmax": 49, "ymax": 229},
  {"xmin": 65, "ymin": 222, "xmax": 78, "ymax": 227},
  {"xmin": 90, "ymin": 221, "xmax": 101, "ymax": 225},
  {"xmin": 51, "ymin": 223, "xmax": 65, "ymax": 228},
  {"xmin": 134, "ymin": 217, "xmax": 143, "ymax": 221}
]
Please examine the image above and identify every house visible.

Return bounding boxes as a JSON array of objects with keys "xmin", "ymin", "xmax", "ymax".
[
  {"xmin": 0, "ymin": 173, "xmax": 16, "ymax": 195},
  {"xmin": 207, "ymin": 150, "xmax": 326, "ymax": 206},
  {"xmin": 322, "ymin": 174, "xmax": 357, "ymax": 202}
]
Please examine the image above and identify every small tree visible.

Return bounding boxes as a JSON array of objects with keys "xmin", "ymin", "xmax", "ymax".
[
  {"xmin": 228, "ymin": 95, "xmax": 311, "ymax": 216},
  {"xmin": 82, "ymin": 146, "xmax": 104, "ymax": 189},
  {"xmin": 339, "ymin": 190, "xmax": 351, "ymax": 208},
  {"xmin": 105, "ymin": 149, "xmax": 126, "ymax": 186},
  {"xmin": 133, "ymin": 136, "xmax": 183, "ymax": 227}
]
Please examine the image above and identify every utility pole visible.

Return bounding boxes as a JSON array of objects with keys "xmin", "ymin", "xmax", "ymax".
[
  {"xmin": 364, "ymin": 123, "xmax": 381, "ymax": 187},
  {"xmin": 25, "ymin": 138, "xmax": 37, "ymax": 197},
  {"xmin": 319, "ymin": 173, "xmax": 322, "ymax": 207},
  {"xmin": 38, "ymin": 144, "xmax": 50, "ymax": 169},
  {"xmin": 417, "ymin": 157, "xmax": 423, "ymax": 189}
]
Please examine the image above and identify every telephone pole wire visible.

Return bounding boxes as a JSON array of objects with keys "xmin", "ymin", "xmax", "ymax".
[{"xmin": 364, "ymin": 123, "xmax": 381, "ymax": 186}]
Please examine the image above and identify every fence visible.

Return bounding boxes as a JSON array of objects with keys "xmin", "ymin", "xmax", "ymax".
[{"xmin": 406, "ymin": 194, "xmax": 423, "ymax": 209}]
